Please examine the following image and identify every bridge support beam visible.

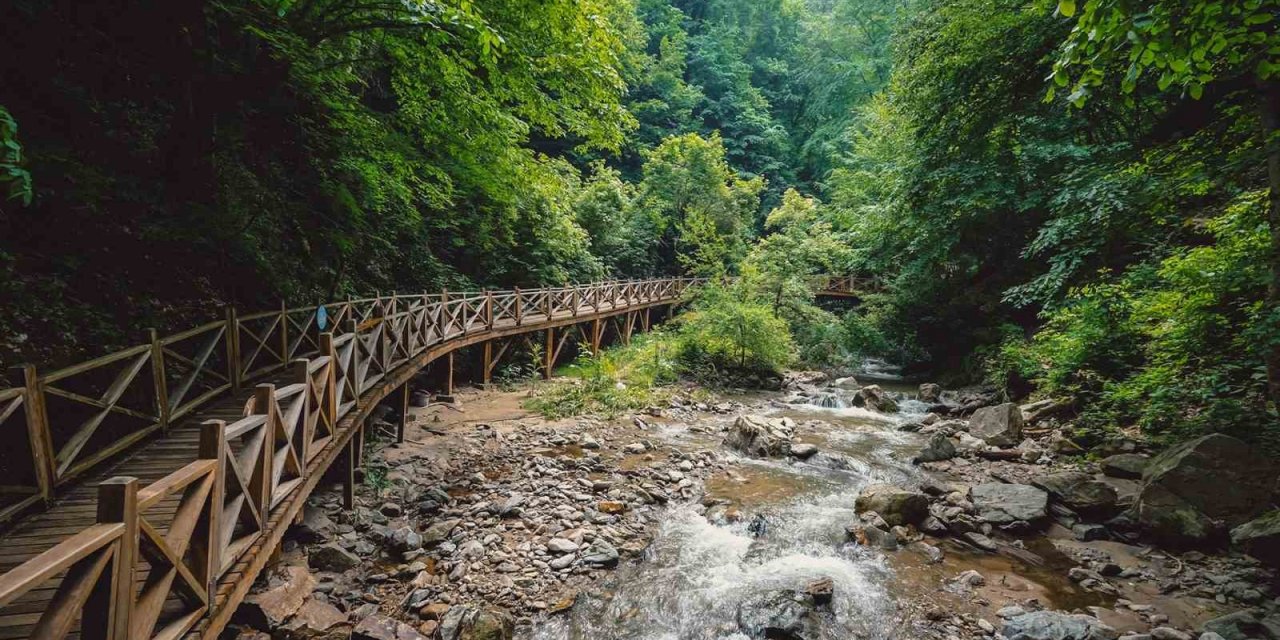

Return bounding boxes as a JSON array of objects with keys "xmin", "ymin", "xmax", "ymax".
[
  {"xmin": 340, "ymin": 428, "xmax": 356, "ymax": 510},
  {"xmin": 543, "ymin": 329, "xmax": 553, "ymax": 379},
  {"xmin": 395, "ymin": 382, "xmax": 408, "ymax": 444},
  {"xmin": 445, "ymin": 352, "xmax": 454, "ymax": 396}
]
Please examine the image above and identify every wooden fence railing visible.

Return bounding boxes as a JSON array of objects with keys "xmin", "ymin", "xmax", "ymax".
[{"xmin": 0, "ymin": 273, "xmax": 872, "ymax": 638}]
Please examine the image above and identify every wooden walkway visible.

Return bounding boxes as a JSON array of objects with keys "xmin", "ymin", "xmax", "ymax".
[{"xmin": 0, "ymin": 276, "xmax": 864, "ymax": 640}]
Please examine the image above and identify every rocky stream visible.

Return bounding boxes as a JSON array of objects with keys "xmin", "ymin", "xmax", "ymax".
[{"xmin": 227, "ymin": 366, "xmax": 1280, "ymax": 640}]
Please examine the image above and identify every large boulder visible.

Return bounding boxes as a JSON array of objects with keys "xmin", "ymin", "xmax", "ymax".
[
  {"xmin": 1032, "ymin": 472, "xmax": 1118, "ymax": 517},
  {"xmin": 854, "ymin": 385, "xmax": 899, "ymax": 413},
  {"xmin": 736, "ymin": 589, "xmax": 824, "ymax": 640},
  {"xmin": 235, "ymin": 565, "xmax": 316, "ymax": 630},
  {"xmin": 1132, "ymin": 483, "xmax": 1224, "ymax": 546},
  {"xmin": 279, "ymin": 599, "xmax": 350, "ymax": 640},
  {"xmin": 970, "ymin": 483, "xmax": 1049, "ymax": 526},
  {"xmin": 724, "ymin": 415, "xmax": 796, "ymax": 458},
  {"xmin": 307, "ymin": 543, "xmax": 360, "ymax": 572},
  {"xmin": 968, "ymin": 403, "xmax": 1024, "ymax": 447},
  {"xmin": 912, "ymin": 432, "xmax": 956, "ymax": 464},
  {"xmin": 1199, "ymin": 611, "xmax": 1269, "ymax": 640},
  {"xmin": 1139, "ymin": 434, "xmax": 1276, "ymax": 527},
  {"xmin": 918, "ymin": 383, "xmax": 942, "ymax": 403},
  {"xmin": 1001, "ymin": 611, "xmax": 1118, "ymax": 640},
  {"xmin": 353, "ymin": 614, "xmax": 429, "ymax": 640},
  {"xmin": 855, "ymin": 485, "xmax": 929, "ymax": 526},
  {"xmin": 1231, "ymin": 510, "xmax": 1280, "ymax": 566},
  {"xmin": 1100, "ymin": 454, "xmax": 1149, "ymax": 480}
]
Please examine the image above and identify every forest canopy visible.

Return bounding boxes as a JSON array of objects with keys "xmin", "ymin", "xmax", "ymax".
[{"xmin": 1, "ymin": 0, "xmax": 1277, "ymax": 446}]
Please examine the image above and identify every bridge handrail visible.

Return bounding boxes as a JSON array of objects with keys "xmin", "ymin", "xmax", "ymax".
[{"xmin": 0, "ymin": 274, "xmax": 864, "ymax": 527}]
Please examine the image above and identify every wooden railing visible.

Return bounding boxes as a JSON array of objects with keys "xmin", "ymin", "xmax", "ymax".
[
  {"xmin": 0, "ymin": 273, "xmax": 871, "ymax": 638},
  {"xmin": 0, "ymin": 275, "xmax": 873, "ymax": 528},
  {"xmin": 0, "ymin": 278, "xmax": 704, "ymax": 525}
]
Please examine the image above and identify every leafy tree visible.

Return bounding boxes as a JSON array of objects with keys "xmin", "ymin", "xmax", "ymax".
[
  {"xmin": 633, "ymin": 132, "xmax": 763, "ymax": 275},
  {"xmin": 0, "ymin": 106, "xmax": 31, "ymax": 207},
  {"xmin": 677, "ymin": 282, "xmax": 795, "ymax": 376},
  {"xmin": 1046, "ymin": 0, "xmax": 1280, "ymax": 409}
]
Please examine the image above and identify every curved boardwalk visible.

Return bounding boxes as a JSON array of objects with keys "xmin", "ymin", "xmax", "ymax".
[{"xmin": 0, "ymin": 277, "xmax": 861, "ymax": 640}]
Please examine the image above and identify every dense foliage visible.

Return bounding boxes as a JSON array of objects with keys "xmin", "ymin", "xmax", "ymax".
[{"xmin": 2, "ymin": 0, "xmax": 1277, "ymax": 446}]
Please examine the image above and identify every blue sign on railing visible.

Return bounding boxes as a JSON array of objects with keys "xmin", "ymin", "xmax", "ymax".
[{"xmin": 316, "ymin": 305, "xmax": 329, "ymax": 331}]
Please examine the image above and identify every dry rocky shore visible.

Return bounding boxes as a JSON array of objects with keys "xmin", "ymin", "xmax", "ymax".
[{"xmin": 225, "ymin": 373, "xmax": 1280, "ymax": 640}]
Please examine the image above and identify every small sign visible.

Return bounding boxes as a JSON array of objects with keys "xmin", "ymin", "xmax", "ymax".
[{"xmin": 316, "ymin": 305, "xmax": 329, "ymax": 330}]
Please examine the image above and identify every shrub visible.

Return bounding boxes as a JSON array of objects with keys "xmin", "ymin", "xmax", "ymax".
[{"xmin": 675, "ymin": 283, "xmax": 795, "ymax": 378}]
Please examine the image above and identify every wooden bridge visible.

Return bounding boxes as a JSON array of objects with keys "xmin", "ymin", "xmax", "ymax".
[{"xmin": 0, "ymin": 275, "xmax": 864, "ymax": 640}]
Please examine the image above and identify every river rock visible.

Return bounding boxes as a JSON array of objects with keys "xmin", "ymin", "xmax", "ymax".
[
  {"xmin": 1101, "ymin": 454, "xmax": 1149, "ymax": 479},
  {"xmin": 1032, "ymin": 472, "xmax": 1118, "ymax": 516},
  {"xmin": 1230, "ymin": 510, "xmax": 1280, "ymax": 566},
  {"xmin": 789, "ymin": 442, "xmax": 819, "ymax": 459},
  {"xmin": 847, "ymin": 523, "xmax": 899, "ymax": 550},
  {"xmin": 912, "ymin": 432, "xmax": 955, "ymax": 464},
  {"xmin": 854, "ymin": 385, "xmax": 899, "ymax": 413},
  {"xmin": 308, "ymin": 543, "xmax": 360, "ymax": 572},
  {"xmin": 280, "ymin": 598, "xmax": 350, "ymax": 640},
  {"xmin": 1199, "ymin": 611, "xmax": 1268, "ymax": 640},
  {"xmin": 855, "ymin": 484, "xmax": 929, "ymax": 526},
  {"xmin": 1139, "ymin": 434, "xmax": 1276, "ymax": 527},
  {"xmin": 806, "ymin": 577, "xmax": 834, "ymax": 605},
  {"xmin": 970, "ymin": 483, "xmax": 1048, "ymax": 526},
  {"xmin": 724, "ymin": 415, "xmax": 796, "ymax": 457},
  {"xmin": 1001, "ymin": 611, "xmax": 1119, "ymax": 640},
  {"xmin": 353, "ymin": 614, "xmax": 428, "ymax": 640},
  {"xmin": 423, "ymin": 518, "xmax": 461, "ymax": 544},
  {"xmin": 736, "ymin": 589, "xmax": 819, "ymax": 640},
  {"xmin": 437, "ymin": 607, "xmax": 514, "ymax": 640},
  {"xmin": 918, "ymin": 383, "xmax": 942, "ymax": 403},
  {"xmin": 235, "ymin": 565, "xmax": 316, "ymax": 630},
  {"xmin": 580, "ymin": 538, "xmax": 619, "ymax": 567},
  {"xmin": 968, "ymin": 403, "xmax": 1024, "ymax": 447},
  {"xmin": 1132, "ymin": 483, "xmax": 1223, "ymax": 546}
]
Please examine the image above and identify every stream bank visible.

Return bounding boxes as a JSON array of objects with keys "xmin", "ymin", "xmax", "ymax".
[{"xmin": 225, "ymin": 373, "xmax": 1279, "ymax": 640}]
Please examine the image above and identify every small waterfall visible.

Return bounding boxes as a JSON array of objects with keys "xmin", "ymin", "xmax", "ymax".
[{"xmin": 814, "ymin": 392, "xmax": 845, "ymax": 409}]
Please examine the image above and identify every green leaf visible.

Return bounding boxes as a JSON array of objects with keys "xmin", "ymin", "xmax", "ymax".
[{"xmin": 1058, "ymin": 0, "xmax": 1077, "ymax": 17}]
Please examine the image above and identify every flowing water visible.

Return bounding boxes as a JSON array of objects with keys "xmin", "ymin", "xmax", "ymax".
[{"xmin": 523, "ymin": 380, "xmax": 945, "ymax": 640}]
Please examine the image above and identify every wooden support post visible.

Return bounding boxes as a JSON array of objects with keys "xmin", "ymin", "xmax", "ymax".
[
  {"xmin": 544, "ymin": 329, "xmax": 554, "ymax": 379},
  {"xmin": 224, "ymin": 305, "xmax": 241, "ymax": 392},
  {"xmin": 340, "ymin": 431, "xmax": 356, "ymax": 510},
  {"xmin": 445, "ymin": 352, "xmax": 455, "ymax": 395},
  {"xmin": 280, "ymin": 301, "xmax": 289, "ymax": 368},
  {"xmin": 483, "ymin": 341, "xmax": 493, "ymax": 387},
  {"xmin": 320, "ymin": 333, "xmax": 338, "ymax": 428},
  {"xmin": 591, "ymin": 318, "xmax": 602, "ymax": 355},
  {"xmin": 643, "ymin": 307, "xmax": 651, "ymax": 332},
  {"xmin": 197, "ymin": 420, "xmax": 225, "ymax": 599},
  {"xmin": 623, "ymin": 312, "xmax": 634, "ymax": 345},
  {"xmin": 95, "ymin": 476, "xmax": 138, "ymax": 640},
  {"xmin": 251, "ymin": 384, "xmax": 276, "ymax": 516},
  {"xmin": 147, "ymin": 328, "xmax": 170, "ymax": 434},
  {"xmin": 10, "ymin": 364, "xmax": 55, "ymax": 501},
  {"xmin": 396, "ymin": 382, "xmax": 408, "ymax": 444}
]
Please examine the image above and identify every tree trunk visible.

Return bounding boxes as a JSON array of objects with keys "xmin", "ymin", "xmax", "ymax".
[{"xmin": 1262, "ymin": 81, "xmax": 1280, "ymax": 412}]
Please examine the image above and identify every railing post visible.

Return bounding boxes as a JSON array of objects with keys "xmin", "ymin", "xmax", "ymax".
[
  {"xmin": 319, "ymin": 333, "xmax": 338, "ymax": 427},
  {"xmin": 572, "ymin": 286, "xmax": 580, "ymax": 317},
  {"xmin": 197, "ymin": 420, "xmax": 225, "ymax": 597},
  {"xmin": 293, "ymin": 358, "xmax": 313, "ymax": 464},
  {"xmin": 514, "ymin": 287, "xmax": 523, "ymax": 325},
  {"xmin": 10, "ymin": 364, "xmax": 56, "ymax": 502},
  {"xmin": 485, "ymin": 290, "xmax": 494, "ymax": 330},
  {"xmin": 279, "ymin": 301, "xmax": 290, "ymax": 368},
  {"xmin": 96, "ymin": 476, "xmax": 138, "ymax": 640},
  {"xmin": 224, "ymin": 304, "xmax": 241, "ymax": 393},
  {"xmin": 147, "ymin": 328, "xmax": 170, "ymax": 434},
  {"xmin": 250, "ymin": 384, "xmax": 276, "ymax": 514},
  {"xmin": 543, "ymin": 287, "xmax": 552, "ymax": 318}
]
